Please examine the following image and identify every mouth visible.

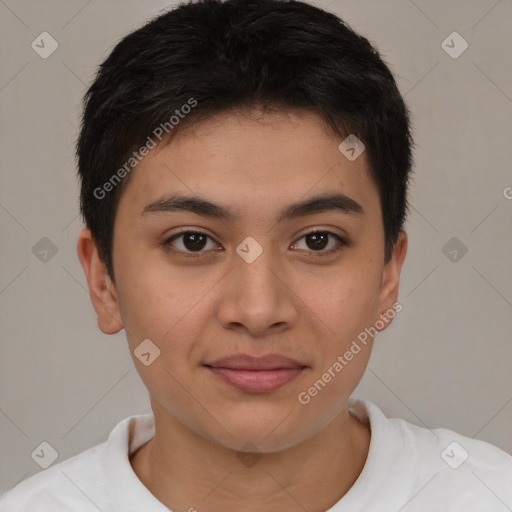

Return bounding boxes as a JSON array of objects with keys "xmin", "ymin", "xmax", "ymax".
[{"xmin": 203, "ymin": 353, "xmax": 308, "ymax": 393}]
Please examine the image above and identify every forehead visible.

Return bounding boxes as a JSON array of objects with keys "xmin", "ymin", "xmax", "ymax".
[{"xmin": 117, "ymin": 109, "xmax": 380, "ymax": 223}]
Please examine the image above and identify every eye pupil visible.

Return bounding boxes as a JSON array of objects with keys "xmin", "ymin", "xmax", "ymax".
[
  {"xmin": 306, "ymin": 232, "xmax": 328, "ymax": 250},
  {"xmin": 183, "ymin": 233, "xmax": 207, "ymax": 251}
]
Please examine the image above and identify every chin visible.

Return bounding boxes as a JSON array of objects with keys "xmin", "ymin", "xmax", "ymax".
[{"xmin": 201, "ymin": 408, "xmax": 309, "ymax": 453}]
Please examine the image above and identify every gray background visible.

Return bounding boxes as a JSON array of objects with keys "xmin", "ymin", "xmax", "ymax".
[{"xmin": 1, "ymin": 0, "xmax": 511, "ymax": 496}]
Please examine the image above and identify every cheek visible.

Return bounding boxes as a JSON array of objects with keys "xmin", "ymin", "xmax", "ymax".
[
  {"xmin": 115, "ymin": 267, "xmax": 219, "ymax": 381},
  {"xmin": 115, "ymin": 250, "xmax": 191, "ymax": 326},
  {"xmin": 292, "ymin": 265, "xmax": 381, "ymax": 342},
  {"xmin": 295, "ymin": 341, "xmax": 372, "ymax": 439},
  {"xmin": 116, "ymin": 275, "xmax": 205, "ymax": 404}
]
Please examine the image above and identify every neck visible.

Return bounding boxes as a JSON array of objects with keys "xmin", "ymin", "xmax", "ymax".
[{"xmin": 130, "ymin": 402, "xmax": 370, "ymax": 512}]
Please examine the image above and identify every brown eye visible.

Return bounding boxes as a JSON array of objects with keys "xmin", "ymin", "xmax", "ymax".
[
  {"xmin": 292, "ymin": 231, "xmax": 346, "ymax": 256},
  {"xmin": 305, "ymin": 232, "xmax": 329, "ymax": 250},
  {"xmin": 182, "ymin": 232, "xmax": 207, "ymax": 251},
  {"xmin": 164, "ymin": 230, "xmax": 218, "ymax": 254}
]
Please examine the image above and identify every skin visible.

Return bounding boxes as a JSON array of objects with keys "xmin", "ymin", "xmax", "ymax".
[{"xmin": 77, "ymin": 108, "xmax": 407, "ymax": 512}]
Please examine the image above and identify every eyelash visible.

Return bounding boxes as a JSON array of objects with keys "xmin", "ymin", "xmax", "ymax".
[{"xmin": 162, "ymin": 229, "xmax": 347, "ymax": 258}]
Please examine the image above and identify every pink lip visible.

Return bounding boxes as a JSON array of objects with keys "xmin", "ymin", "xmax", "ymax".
[{"xmin": 203, "ymin": 353, "xmax": 307, "ymax": 393}]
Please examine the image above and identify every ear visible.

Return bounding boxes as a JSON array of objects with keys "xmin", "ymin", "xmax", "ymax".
[
  {"xmin": 76, "ymin": 228, "xmax": 123, "ymax": 335},
  {"xmin": 374, "ymin": 231, "xmax": 408, "ymax": 331}
]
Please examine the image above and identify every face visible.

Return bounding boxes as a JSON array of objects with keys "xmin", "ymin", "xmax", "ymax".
[{"xmin": 79, "ymin": 109, "xmax": 407, "ymax": 453}]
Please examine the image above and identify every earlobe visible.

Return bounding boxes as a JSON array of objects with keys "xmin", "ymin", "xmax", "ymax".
[
  {"xmin": 76, "ymin": 228, "xmax": 124, "ymax": 335},
  {"xmin": 375, "ymin": 231, "xmax": 408, "ymax": 331}
]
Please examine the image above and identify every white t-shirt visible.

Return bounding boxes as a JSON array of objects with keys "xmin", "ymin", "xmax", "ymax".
[{"xmin": 1, "ymin": 398, "xmax": 511, "ymax": 511}]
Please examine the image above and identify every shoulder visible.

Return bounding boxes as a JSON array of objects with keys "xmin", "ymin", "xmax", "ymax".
[
  {"xmin": 390, "ymin": 411, "xmax": 512, "ymax": 507},
  {"xmin": 0, "ymin": 442, "xmax": 107, "ymax": 511},
  {"xmin": 0, "ymin": 413, "xmax": 154, "ymax": 512},
  {"xmin": 350, "ymin": 399, "xmax": 512, "ymax": 510}
]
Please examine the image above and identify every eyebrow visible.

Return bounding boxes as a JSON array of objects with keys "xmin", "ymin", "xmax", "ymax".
[{"xmin": 141, "ymin": 192, "xmax": 364, "ymax": 222}]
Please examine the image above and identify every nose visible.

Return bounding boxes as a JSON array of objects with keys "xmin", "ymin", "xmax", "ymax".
[{"xmin": 215, "ymin": 247, "xmax": 299, "ymax": 337}]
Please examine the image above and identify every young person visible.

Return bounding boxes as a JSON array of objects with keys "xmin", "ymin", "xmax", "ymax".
[{"xmin": 2, "ymin": 0, "xmax": 511, "ymax": 510}]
